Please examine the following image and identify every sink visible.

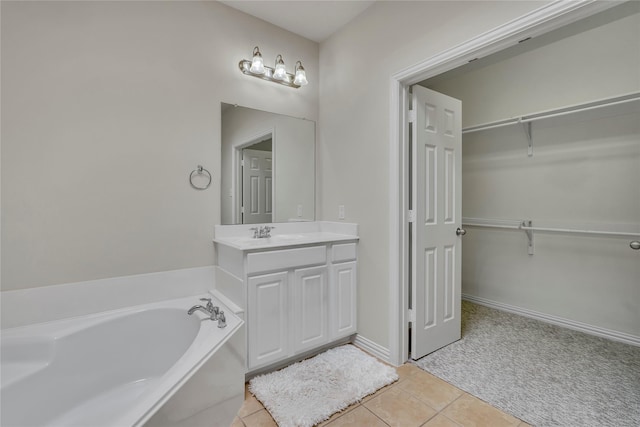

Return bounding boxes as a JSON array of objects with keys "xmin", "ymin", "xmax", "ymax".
[
  {"xmin": 213, "ymin": 223, "xmax": 359, "ymax": 251},
  {"xmin": 222, "ymin": 234, "xmax": 310, "ymax": 248},
  {"xmin": 266, "ymin": 234, "xmax": 306, "ymax": 242}
]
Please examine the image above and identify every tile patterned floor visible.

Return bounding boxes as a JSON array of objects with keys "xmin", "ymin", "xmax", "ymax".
[{"xmin": 232, "ymin": 363, "xmax": 532, "ymax": 427}]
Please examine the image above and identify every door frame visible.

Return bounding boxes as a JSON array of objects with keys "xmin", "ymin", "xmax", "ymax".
[
  {"xmin": 232, "ymin": 128, "xmax": 275, "ymax": 224},
  {"xmin": 387, "ymin": 0, "xmax": 619, "ymax": 366}
]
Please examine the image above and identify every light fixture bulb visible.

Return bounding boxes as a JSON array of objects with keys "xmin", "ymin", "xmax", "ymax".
[
  {"xmin": 294, "ymin": 61, "xmax": 308, "ymax": 86},
  {"xmin": 273, "ymin": 54, "xmax": 287, "ymax": 81},
  {"xmin": 249, "ymin": 46, "xmax": 265, "ymax": 74}
]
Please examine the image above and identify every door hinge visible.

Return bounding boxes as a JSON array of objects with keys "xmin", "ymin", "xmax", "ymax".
[
  {"xmin": 241, "ymin": 206, "xmax": 245, "ymax": 214},
  {"xmin": 407, "ymin": 309, "xmax": 416, "ymax": 323},
  {"xmin": 407, "ymin": 210, "xmax": 416, "ymax": 223},
  {"xmin": 408, "ymin": 110, "xmax": 417, "ymax": 123}
]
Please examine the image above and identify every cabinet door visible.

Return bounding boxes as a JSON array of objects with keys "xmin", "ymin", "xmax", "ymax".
[
  {"xmin": 248, "ymin": 271, "xmax": 289, "ymax": 370},
  {"xmin": 330, "ymin": 261, "xmax": 357, "ymax": 339},
  {"xmin": 293, "ymin": 266, "xmax": 329, "ymax": 354}
]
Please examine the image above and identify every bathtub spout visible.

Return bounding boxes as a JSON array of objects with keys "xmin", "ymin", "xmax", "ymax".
[{"xmin": 187, "ymin": 305, "xmax": 216, "ymax": 320}]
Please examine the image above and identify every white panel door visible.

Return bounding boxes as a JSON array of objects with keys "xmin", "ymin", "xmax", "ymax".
[
  {"xmin": 242, "ymin": 148, "xmax": 272, "ymax": 224},
  {"xmin": 411, "ymin": 85, "xmax": 462, "ymax": 360},
  {"xmin": 330, "ymin": 261, "xmax": 357, "ymax": 340},
  {"xmin": 293, "ymin": 266, "xmax": 328, "ymax": 353},
  {"xmin": 248, "ymin": 271, "xmax": 289, "ymax": 369}
]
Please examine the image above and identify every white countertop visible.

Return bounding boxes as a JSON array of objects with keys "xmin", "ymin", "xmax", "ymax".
[
  {"xmin": 213, "ymin": 232, "xmax": 358, "ymax": 251},
  {"xmin": 213, "ymin": 222, "xmax": 358, "ymax": 251}
]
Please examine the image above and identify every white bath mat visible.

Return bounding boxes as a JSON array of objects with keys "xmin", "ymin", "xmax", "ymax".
[{"xmin": 249, "ymin": 344, "xmax": 398, "ymax": 427}]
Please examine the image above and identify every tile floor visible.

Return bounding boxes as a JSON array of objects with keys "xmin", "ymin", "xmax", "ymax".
[{"xmin": 232, "ymin": 363, "xmax": 532, "ymax": 427}]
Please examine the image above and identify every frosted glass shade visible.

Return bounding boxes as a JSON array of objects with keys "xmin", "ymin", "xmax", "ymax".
[
  {"xmin": 294, "ymin": 68, "xmax": 308, "ymax": 86},
  {"xmin": 250, "ymin": 55, "xmax": 265, "ymax": 74},
  {"xmin": 273, "ymin": 62, "xmax": 287, "ymax": 80}
]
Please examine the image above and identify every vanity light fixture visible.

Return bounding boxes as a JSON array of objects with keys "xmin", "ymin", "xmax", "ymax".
[
  {"xmin": 249, "ymin": 46, "xmax": 265, "ymax": 74},
  {"xmin": 239, "ymin": 46, "xmax": 308, "ymax": 89},
  {"xmin": 273, "ymin": 54, "xmax": 288, "ymax": 81},
  {"xmin": 293, "ymin": 61, "xmax": 308, "ymax": 86}
]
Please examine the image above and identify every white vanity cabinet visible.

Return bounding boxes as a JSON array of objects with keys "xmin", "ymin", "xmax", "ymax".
[
  {"xmin": 213, "ymin": 223, "xmax": 358, "ymax": 373},
  {"xmin": 330, "ymin": 260, "xmax": 357, "ymax": 339},
  {"xmin": 292, "ymin": 265, "xmax": 329, "ymax": 354},
  {"xmin": 247, "ymin": 262, "xmax": 331, "ymax": 370},
  {"xmin": 248, "ymin": 271, "xmax": 290, "ymax": 369}
]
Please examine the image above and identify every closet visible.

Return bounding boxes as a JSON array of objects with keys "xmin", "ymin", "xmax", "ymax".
[{"xmin": 418, "ymin": 2, "xmax": 640, "ymax": 343}]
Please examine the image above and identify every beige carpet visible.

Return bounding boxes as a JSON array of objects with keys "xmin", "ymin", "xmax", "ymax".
[{"xmin": 413, "ymin": 301, "xmax": 640, "ymax": 427}]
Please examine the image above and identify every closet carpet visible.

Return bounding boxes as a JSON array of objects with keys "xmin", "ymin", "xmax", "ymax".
[{"xmin": 412, "ymin": 301, "xmax": 640, "ymax": 427}]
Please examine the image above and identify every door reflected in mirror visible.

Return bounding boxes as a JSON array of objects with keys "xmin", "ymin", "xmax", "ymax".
[{"xmin": 221, "ymin": 103, "xmax": 315, "ymax": 225}]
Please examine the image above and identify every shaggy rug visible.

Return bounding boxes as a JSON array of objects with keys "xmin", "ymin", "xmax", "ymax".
[
  {"xmin": 413, "ymin": 301, "xmax": 640, "ymax": 427},
  {"xmin": 249, "ymin": 345, "xmax": 398, "ymax": 427}
]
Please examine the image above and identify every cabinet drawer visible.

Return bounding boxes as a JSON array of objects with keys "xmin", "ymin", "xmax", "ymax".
[
  {"xmin": 331, "ymin": 243, "xmax": 357, "ymax": 263},
  {"xmin": 247, "ymin": 246, "xmax": 326, "ymax": 274}
]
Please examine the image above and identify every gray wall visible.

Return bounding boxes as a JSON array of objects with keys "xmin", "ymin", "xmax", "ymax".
[
  {"xmin": 318, "ymin": 1, "xmax": 551, "ymax": 349},
  {"xmin": 1, "ymin": 1, "xmax": 319, "ymax": 290}
]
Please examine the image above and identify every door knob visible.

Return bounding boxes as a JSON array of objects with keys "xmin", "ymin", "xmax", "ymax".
[{"xmin": 456, "ymin": 227, "xmax": 466, "ymax": 236}]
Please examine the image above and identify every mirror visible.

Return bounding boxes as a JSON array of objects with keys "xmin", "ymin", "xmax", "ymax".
[{"xmin": 221, "ymin": 103, "xmax": 315, "ymax": 224}]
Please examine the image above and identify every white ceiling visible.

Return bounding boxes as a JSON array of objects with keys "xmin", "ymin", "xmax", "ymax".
[{"xmin": 219, "ymin": 1, "xmax": 376, "ymax": 43}]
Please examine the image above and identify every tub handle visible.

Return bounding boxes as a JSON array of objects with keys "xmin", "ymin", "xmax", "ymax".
[
  {"xmin": 200, "ymin": 298, "xmax": 219, "ymax": 319},
  {"xmin": 217, "ymin": 311, "xmax": 226, "ymax": 328}
]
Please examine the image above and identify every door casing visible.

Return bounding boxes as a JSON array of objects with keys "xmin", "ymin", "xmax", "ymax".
[
  {"xmin": 388, "ymin": 1, "xmax": 620, "ymax": 366},
  {"xmin": 232, "ymin": 129, "xmax": 275, "ymax": 224}
]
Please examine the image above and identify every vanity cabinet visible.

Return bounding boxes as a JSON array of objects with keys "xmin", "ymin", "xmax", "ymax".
[
  {"xmin": 247, "ymin": 265, "xmax": 330, "ymax": 369},
  {"xmin": 292, "ymin": 265, "xmax": 329, "ymax": 354},
  {"xmin": 248, "ymin": 271, "xmax": 290, "ymax": 369},
  {"xmin": 330, "ymin": 261, "xmax": 357, "ymax": 339},
  {"xmin": 214, "ymin": 228, "xmax": 358, "ymax": 373}
]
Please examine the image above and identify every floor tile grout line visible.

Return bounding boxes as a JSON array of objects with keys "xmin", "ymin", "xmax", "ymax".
[
  {"xmin": 239, "ymin": 401, "xmax": 265, "ymax": 419},
  {"xmin": 432, "ymin": 390, "xmax": 467, "ymax": 418},
  {"xmin": 411, "ymin": 362, "xmax": 526, "ymax": 424},
  {"xmin": 396, "ymin": 379, "xmax": 451, "ymax": 409},
  {"xmin": 319, "ymin": 402, "xmax": 362, "ymax": 426},
  {"xmin": 360, "ymin": 404, "xmax": 392, "ymax": 426}
]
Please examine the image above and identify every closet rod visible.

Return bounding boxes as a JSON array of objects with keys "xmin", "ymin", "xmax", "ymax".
[
  {"xmin": 462, "ymin": 92, "xmax": 640, "ymax": 134},
  {"xmin": 519, "ymin": 225, "xmax": 640, "ymax": 239},
  {"xmin": 462, "ymin": 220, "xmax": 640, "ymax": 238},
  {"xmin": 462, "ymin": 222, "xmax": 520, "ymax": 231},
  {"xmin": 462, "ymin": 218, "xmax": 640, "ymax": 254}
]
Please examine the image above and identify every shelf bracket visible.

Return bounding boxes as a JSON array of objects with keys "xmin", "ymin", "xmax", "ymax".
[
  {"xmin": 522, "ymin": 220, "xmax": 534, "ymax": 255},
  {"xmin": 520, "ymin": 120, "xmax": 533, "ymax": 157}
]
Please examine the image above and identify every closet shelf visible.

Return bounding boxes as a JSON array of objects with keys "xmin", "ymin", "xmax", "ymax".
[
  {"xmin": 461, "ymin": 217, "xmax": 640, "ymax": 255},
  {"xmin": 461, "ymin": 92, "xmax": 640, "ymax": 157}
]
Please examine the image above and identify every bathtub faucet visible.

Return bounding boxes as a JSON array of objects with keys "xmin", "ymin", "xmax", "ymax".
[
  {"xmin": 187, "ymin": 298, "xmax": 219, "ymax": 321},
  {"xmin": 250, "ymin": 225, "xmax": 275, "ymax": 238}
]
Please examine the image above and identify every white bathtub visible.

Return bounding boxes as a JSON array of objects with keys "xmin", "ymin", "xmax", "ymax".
[{"xmin": 0, "ymin": 294, "xmax": 245, "ymax": 427}]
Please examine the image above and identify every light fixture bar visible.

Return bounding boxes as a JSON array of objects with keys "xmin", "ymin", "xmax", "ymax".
[
  {"xmin": 239, "ymin": 60, "xmax": 301, "ymax": 88},
  {"xmin": 239, "ymin": 46, "xmax": 306, "ymax": 89}
]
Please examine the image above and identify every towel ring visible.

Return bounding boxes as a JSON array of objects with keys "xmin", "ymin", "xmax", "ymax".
[{"xmin": 189, "ymin": 165, "xmax": 212, "ymax": 190}]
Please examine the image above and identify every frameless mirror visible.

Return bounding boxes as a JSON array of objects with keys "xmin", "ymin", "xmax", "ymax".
[{"xmin": 221, "ymin": 103, "xmax": 315, "ymax": 224}]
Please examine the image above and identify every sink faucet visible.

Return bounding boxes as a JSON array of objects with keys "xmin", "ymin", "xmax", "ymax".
[
  {"xmin": 250, "ymin": 225, "xmax": 276, "ymax": 239},
  {"xmin": 187, "ymin": 298, "xmax": 219, "ymax": 320}
]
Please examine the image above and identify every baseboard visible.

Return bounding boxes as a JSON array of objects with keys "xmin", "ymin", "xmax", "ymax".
[
  {"xmin": 462, "ymin": 294, "xmax": 640, "ymax": 347},
  {"xmin": 353, "ymin": 334, "xmax": 393, "ymax": 365}
]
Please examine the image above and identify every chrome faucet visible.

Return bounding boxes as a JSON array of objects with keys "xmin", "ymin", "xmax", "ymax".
[
  {"xmin": 217, "ymin": 311, "xmax": 226, "ymax": 328},
  {"xmin": 250, "ymin": 225, "xmax": 276, "ymax": 239},
  {"xmin": 187, "ymin": 298, "xmax": 219, "ymax": 321}
]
